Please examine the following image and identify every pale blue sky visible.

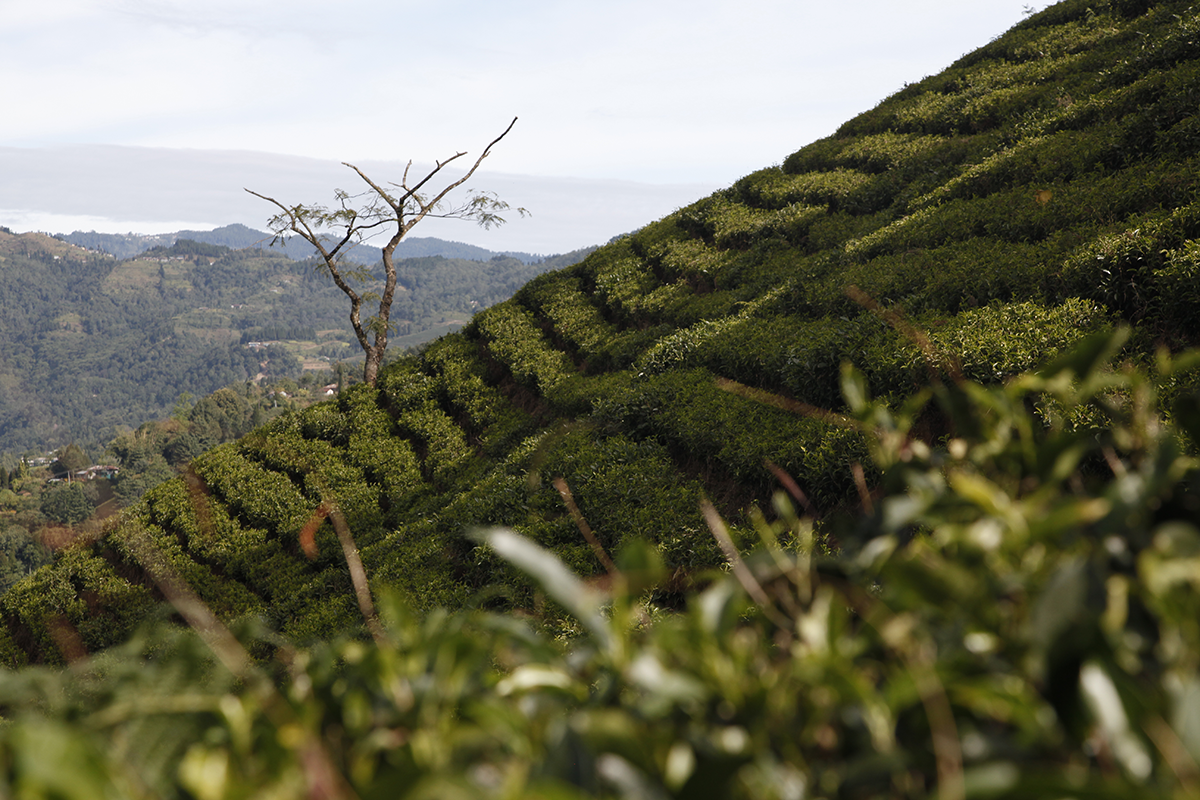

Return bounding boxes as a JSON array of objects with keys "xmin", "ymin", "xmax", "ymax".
[{"xmin": 2, "ymin": 0, "xmax": 1039, "ymax": 252}]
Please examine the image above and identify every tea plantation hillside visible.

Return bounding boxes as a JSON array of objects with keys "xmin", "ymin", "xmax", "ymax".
[{"xmin": 4, "ymin": 0, "xmax": 1200, "ymax": 665}]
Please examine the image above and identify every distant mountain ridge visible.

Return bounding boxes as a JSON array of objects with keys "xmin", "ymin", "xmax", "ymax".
[{"xmin": 57, "ymin": 223, "xmax": 545, "ymax": 264}]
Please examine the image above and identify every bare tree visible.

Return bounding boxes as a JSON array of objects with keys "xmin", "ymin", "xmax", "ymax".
[{"xmin": 247, "ymin": 117, "xmax": 524, "ymax": 387}]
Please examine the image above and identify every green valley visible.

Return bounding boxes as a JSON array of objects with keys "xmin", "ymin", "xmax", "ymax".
[{"xmin": 0, "ymin": 230, "xmax": 591, "ymax": 454}]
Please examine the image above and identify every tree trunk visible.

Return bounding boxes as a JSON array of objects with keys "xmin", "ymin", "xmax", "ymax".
[{"xmin": 363, "ymin": 347, "xmax": 381, "ymax": 387}]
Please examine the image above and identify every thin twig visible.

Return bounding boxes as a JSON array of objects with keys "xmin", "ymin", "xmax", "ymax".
[
  {"xmin": 125, "ymin": 525, "xmax": 255, "ymax": 679},
  {"xmin": 846, "ymin": 284, "xmax": 961, "ymax": 383},
  {"xmin": 47, "ymin": 614, "xmax": 88, "ymax": 664},
  {"xmin": 851, "ymin": 462, "xmax": 875, "ymax": 516},
  {"xmin": 764, "ymin": 459, "xmax": 816, "ymax": 517},
  {"xmin": 716, "ymin": 378, "xmax": 853, "ymax": 427},
  {"xmin": 328, "ymin": 506, "xmax": 385, "ymax": 646},
  {"xmin": 126, "ymin": 494, "xmax": 362, "ymax": 799},
  {"xmin": 1145, "ymin": 715, "xmax": 1200, "ymax": 792},
  {"xmin": 553, "ymin": 477, "xmax": 617, "ymax": 576},
  {"xmin": 1101, "ymin": 445, "xmax": 1128, "ymax": 477},
  {"xmin": 701, "ymin": 500, "xmax": 792, "ymax": 631}
]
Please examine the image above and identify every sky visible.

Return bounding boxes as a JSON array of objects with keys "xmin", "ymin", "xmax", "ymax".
[{"xmin": 1, "ymin": 0, "xmax": 1040, "ymax": 254}]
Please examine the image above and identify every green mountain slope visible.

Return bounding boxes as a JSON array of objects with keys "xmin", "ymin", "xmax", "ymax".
[
  {"xmin": 5, "ymin": 0, "xmax": 1200, "ymax": 664},
  {"xmin": 0, "ymin": 234, "xmax": 585, "ymax": 453}
]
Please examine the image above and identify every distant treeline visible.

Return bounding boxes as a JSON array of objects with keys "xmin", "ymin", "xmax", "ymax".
[
  {"xmin": 57, "ymin": 224, "xmax": 557, "ymax": 265},
  {"xmin": 240, "ymin": 325, "xmax": 318, "ymax": 344},
  {"xmin": 142, "ymin": 239, "xmax": 229, "ymax": 258}
]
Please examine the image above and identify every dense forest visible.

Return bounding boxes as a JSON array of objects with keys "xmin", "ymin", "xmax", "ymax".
[
  {"xmin": 0, "ymin": 232, "xmax": 592, "ymax": 454},
  {"xmin": 3, "ymin": 1, "xmax": 1200, "ymax": 796},
  {"xmin": 0, "ymin": 234, "xmax": 296, "ymax": 452}
]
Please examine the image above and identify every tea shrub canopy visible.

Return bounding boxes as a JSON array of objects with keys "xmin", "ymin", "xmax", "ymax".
[{"xmin": 2, "ymin": 331, "xmax": 1200, "ymax": 798}]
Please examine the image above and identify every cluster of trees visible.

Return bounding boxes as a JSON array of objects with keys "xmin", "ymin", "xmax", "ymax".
[
  {"xmin": 105, "ymin": 388, "xmax": 263, "ymax": 507},
  {"xmin": 140, "ymin": 239, "xmax": 229, "ymax": 259},
  {"xmin": 105, "ymin": 374, "xmax": 347, "ymax": 506},
  {"xmin": 0, "ymin": 465, "xmax": 19, "ymax": 493},
  {"xmin": 0, "ymin": 370, "xmax": 352, "ymax": 595},
  {"xmin": 37, "ymin": 482, "xmax": 100, "ymax": 526},
  {"xmin": 0, "ymin": 526, "xmax": 50, "ymax": 599},
  {"xmin": 0, "ymin": 453, "xmax": 82, "ymax": 596},
  {"xmin": 239, "ymin": 324, "xmax": 319, "ymax": 344},
  {"xmin": 0, "ymin": 238, "xmax": 305, "ymax": 454}
]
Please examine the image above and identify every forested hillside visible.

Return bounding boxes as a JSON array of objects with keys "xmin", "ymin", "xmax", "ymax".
[
  {"xmin": 4, "ymin": 1, "xmax": 1200, "ymax": 796},
  {"xmin": 0, "ymin": 233, "xmax": 298, "ymax": 452},
  {"xmin": 0, "ymin": 233, "xmax": 588, "ymax": 453}
]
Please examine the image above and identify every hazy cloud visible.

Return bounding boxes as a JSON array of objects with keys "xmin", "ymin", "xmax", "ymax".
[{"xmin": 0, "ymin": 144, "xmax": 714, "ymax": 253}]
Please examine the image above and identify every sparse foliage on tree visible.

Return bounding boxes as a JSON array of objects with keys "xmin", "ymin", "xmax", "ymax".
[
  {"xmin": 38, "ymin": 481, "xmax": 95, "ymax": 525},
  {"xmin": 247, "ymin": 118, "xmax": 526, "ymax": 386}
]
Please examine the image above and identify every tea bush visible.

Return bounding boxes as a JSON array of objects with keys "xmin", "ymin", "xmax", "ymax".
[
  {"xmin": 138, "ymin": 480, "xmax": 271, "ymax": 575},
  {"xmin": 833, "ymin": 131, "xmax": 951, "ymax": 174},
  {"xmin": 925, "ymin": 298, "xmax": 1108, "ymax": 381},
  {"xmin": 422, "ymin": 337, "xmax": 535, "ymax": 455},
  {"xmin": 191, "ymin": 445, "xmax": 312, "ymax": 536},
  {"xmin": 647, "ymin": 238, "xmax": 732, "ymax": 283},
  {"xmin": 108, "ymin": 519, "xmax": 259, "ymax": 619},
  {"xmin": 602, "ymin": 368, "xmax": 853, "ymax": 504},
  {"xmin": 0, "ymin": 546, "xmax": 156, "ymax": 666},
  {"xmin": 394, "ymin": 404, "xmax": 473, "ymax": 486},
  {"xmin": 521, "ymin": 277, "xmax": 616, "ymax": 361},
  {"xmin": 475, "ymin": 303, "xmax": 576, "ymax": 394},
  {"xmin": 345, "ymin": 431, "xmax": 425, "ymax": 501},
  {"xmin": 579, "ymin": 245, "xmax": 664, "ymax": 326}
]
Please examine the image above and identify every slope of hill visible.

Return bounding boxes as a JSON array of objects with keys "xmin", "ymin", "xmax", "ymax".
[{"xmin": 4, "ymin": 0, "xmax": 1200, "ymax": 665}]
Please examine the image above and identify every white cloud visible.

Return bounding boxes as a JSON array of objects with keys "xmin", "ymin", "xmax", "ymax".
[{"xmin": 0, "ymin": 210, "xmax": 217, "ymax": 236}]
